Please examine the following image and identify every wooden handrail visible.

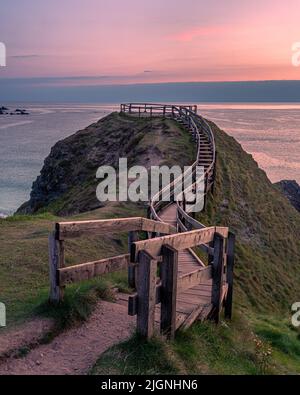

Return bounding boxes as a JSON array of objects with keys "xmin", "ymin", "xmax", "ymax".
[
  {"xmin": 56, "ymin": 217, "xmax": 176, "ymax": 240},
  {"xmin": 48, "ymin": 104, "xmax": 234, "ymax": 337},
  {"xmin": 120, "ymin": 103, "xmax": 216, "ymax": 232},
  {"xmin": 130, "ymin": 226, "xmax": 229, "ymax": 262}
]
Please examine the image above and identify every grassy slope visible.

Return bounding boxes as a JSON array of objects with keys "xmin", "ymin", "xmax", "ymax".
[
  {"xmin": 0, "ymin": 115, "xmax": 195, "ymax": 327},
  {"xmin": 1, "ymin": 114, "xmax": 300, "ymax": 374},
  {"xmin": 91, "ymin": 119, "xmax": 300, "ymax": 375},
  {"xmin": 198, "ymin": 122, "xmax": 300, "ymax": 313}
]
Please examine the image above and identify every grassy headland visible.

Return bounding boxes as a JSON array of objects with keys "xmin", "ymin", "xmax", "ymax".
[{"xmin": 1, "ymin": 113, "xmax": 299, "ymax": 374}]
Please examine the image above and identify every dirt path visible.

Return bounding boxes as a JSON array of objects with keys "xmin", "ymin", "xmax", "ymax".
[
  {"xmin": 0, "ymin": 317, "xmax": 55, "ymax": 360},
  {"xmin": 0, "ymin": 301, "xmax": 135, "ymax": 375}
]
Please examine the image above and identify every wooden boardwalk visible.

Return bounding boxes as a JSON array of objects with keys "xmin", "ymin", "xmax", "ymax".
[
  {"xmin": 159, "ymin": 204, "xmax": 215, "ymax": 327},
  {"xmin": 49, "ymin": 103, "xmax": 235, "ymax": 340}
]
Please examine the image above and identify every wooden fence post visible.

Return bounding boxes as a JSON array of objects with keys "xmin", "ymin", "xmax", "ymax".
[
  {"xmin": 128, "ymin": 231, "xmax": 138, "ymax": 289},
  {"xmin": 136, "ymin": 251, "xmax": 157, "ymax": 339},
  {"xmin": 224, "ymin": 232, "xmax": 235, "ymax": 320},
  {"xmin": 49, "ymin": 232, "xmax": 65, "ymax": 304},
  {"xmin": 160, "ymin": 245, "xmax": 178, "ymax": 340},
  {"xmin": 211, "ymin": 233, "xmax": 225, "ymax": 324}
]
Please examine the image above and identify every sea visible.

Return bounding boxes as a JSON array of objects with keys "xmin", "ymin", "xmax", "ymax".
[{"xmin": 0, "ymin": 103, "xmax": 299, "ymax": 217}]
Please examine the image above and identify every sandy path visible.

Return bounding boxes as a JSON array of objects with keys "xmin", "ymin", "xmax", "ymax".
[{"xmin": 0, "ymin": 301, "xmax": 135, "ymax": 375}]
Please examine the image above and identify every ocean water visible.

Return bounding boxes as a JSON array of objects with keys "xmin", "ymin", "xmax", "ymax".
[{"xmin": 0, "ymin": 103, "xmax": 299, "ymax": 217}]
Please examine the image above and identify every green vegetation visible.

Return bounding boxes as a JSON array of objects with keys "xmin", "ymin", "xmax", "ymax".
[
  {"xmin": 1, "ymin": 113, "xmax": 299, "ymax": 374},
  {"xmin": 18, "ymin": 113, "xmax": 195, "ymax": 216},
  {"xmin": 91, "ymin": 313, "xmax": 300, "ymax": 375},
  {"xmin": 197, "ymin": 121, "xmax": 300, "ymax": 313},
  {"xmin": 91, "ymin": 117, "xmax": 300, "ymax": 375},
  {"xmin": 0, "ymin": 202, "xmax": 143, "ymax": 327},
  {"xmin": 0, "ymin": 114, "xmax": 195, "ymax": 327}
]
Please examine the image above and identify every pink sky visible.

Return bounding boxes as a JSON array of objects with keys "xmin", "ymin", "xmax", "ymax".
[{"xmin": 1, "ymin": 0, "xmax": 300, "ymax": 83}]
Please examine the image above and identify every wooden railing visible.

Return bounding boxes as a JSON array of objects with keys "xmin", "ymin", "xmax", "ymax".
[
  {"xmin": 121, "ymin": 103, "xmax": 235, "ymax": 337},
  {"xmin": 120, "ymin": 103, "xmax": 216, "ymax": 224},
  {"xmin": 48, "ymin": 103, "xmax": 235, "ymax": 340},
  {"xmin": 128, "ymin": 226, "xmax": 234, "ymax": 339},
  {"xmin": 49, "ymin": 217, "xmax": 176, "ymax": 303}
]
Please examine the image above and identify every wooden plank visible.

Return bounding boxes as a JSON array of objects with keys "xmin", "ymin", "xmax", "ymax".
[
  {"xmin": 197, "ymin": 304, "xmax": 213, "ymax": 322},
  {"xmin": 56, "ymin": 217, "xmax": 143, "ymax": 239},
  {"xmin": 128, "ymin": 285, "xmax": 162, "ymax": 316},
  {"xmin": 187, "ymin": 248, "xmax": 206, "ymax": 267},
  {"xmin": 181, "ymin": 303, "xmax": 211, "ymax": 330},
  {"xmin": 177, "ymin": 294, "xmax": 210, "ymax": 306},
  {"xmin": 224, "ymin": 232, "xmax": 235, "ymax": 319},
  {"xmin": 58, "ymin": 254, "xmax": 130, "ymax": 286},
  {"xmin": 177, "ymin": 205, "xmax": 205, "ymax": 230},
  {"xmin": 48, "ymin": 232, "xmax": 61, "ymax": 303},
  {"xmin": 176, "ymin": 300, "xmax": 198, "ymax": 315},
  {"xmin": 177, "ymin": 266, "xmax": 212, "ymax": 293},
  {"xmin": 155, "ymin": 305, "xmax": 187, "ymax": 331},
  {"xmin": 141, "ymin": 218, "xmax": 176, "ymax": 235},
  {"xmin": 216, "ymin": 227, "xmax": 229, "ymax": 238},
  {"xmin": 180, "ymin": 286, "xmax": 212, "ymax": 296},
  {"xmin": 211, "ymin": 233, "xmax": 225, "ymax": 324},
  {"xmin": 131, "ymin": 227, "xmax": 220, "ymax": 262},
  {"xmin": 136, "ymin": 251, "xmax": 157, "ymax": 339},
  {"xmin": 56, "ymin": 216, "xmax": 176, "ymax": 240},
  {"xmin": 160, "ymin": 245, "xmax": 178, "ymax": 340}
]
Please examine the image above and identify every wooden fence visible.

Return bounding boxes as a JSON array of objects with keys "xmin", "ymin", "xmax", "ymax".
[
  {"xmin": 48, "ymin": 103, "xmax": 235, "ymax": 340},
  {"xmin": 128, "ymin": 226, "xmax": 235, "ymax": 339},
  {"xmin": 49, "ymin": 217, "xmax": 176, "ymax": 303}
]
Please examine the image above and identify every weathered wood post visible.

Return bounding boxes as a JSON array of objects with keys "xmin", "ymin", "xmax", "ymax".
[
  {"xmin": 49, "ymin": 231, "xmax": 65, "ymax": 304},
  {"xmin": 224, "ymin": 232, "xmax": 235, "ymax": 319},
  {"xmin": 136, "ymin": 251, "xmax": 157, "ymax": 339},
  {"xmin": 128, "ymin": 231, "xmax": 138, "ymax": 289},
  {"xmin": 211, "ymin": 233, "xmax": 225, "ymax": 324},
  {"xmin": 160, "ymin": 245, "xmax": 178, "ymax": 340}
]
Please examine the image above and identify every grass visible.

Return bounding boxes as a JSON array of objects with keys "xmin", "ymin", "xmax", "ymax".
[
  {"xmin": 0, "ymin": 202, "xmax": 142, "ymax": 327},
  {"xmin": 36, "ymin": 277, "xmax": 117, "ymax": 330},
  {"xmin": 196, "ymin": 121, "xmax": 300, "ymax": 314},
  {"xmin": 91, "ymin": 313, "xmax": 300, "ymax": 375},
  {"xmin": 0, "ymin": 115, "xmax": 195, "ymax": 328},
  {"xmin": 254, "ymin": 315, "xmax": 300, "ymax": 373},
  {"xmin": 89, "ymin": 334, "xmax": 179, "ymax": 375},
  {"xmin": 90, "ymin": 116, "xmax": 300, "ymax": 376},
  {"xmin": 1, "ymin": 113, "xmax": 300, "ymax": 374}
]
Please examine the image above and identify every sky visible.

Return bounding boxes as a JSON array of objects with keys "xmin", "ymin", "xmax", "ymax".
[{"xmin": 1, "ymin": 0, "xmax": 300, "ymax": 85}]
